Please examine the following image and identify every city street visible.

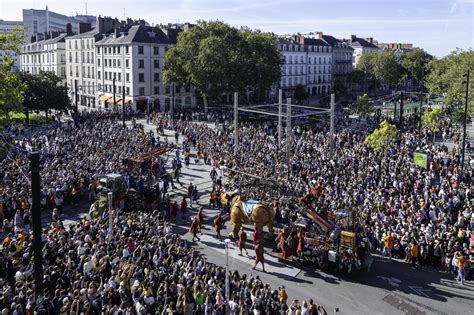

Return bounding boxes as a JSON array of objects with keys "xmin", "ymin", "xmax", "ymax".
[
  {"xmin": 12, "ymin": 117, "xmax": 473, "ymax": 315},
  {"xmin": 132, "ymin": 119, "xmax": 474, "ymax": 314}
]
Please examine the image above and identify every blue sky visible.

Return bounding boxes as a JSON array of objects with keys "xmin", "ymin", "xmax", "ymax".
[{"xmin": 1, "ymin": 0, "xmax": 472, "ymax": 57}]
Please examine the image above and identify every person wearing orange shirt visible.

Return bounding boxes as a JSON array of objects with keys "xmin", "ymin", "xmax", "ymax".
[
  {"xmin": 456, "ymin": 251, "xmax": 466, "ymax": 284},
  {"xmin": 383, "ymin": 232, "xmax": 394, "ymax": 261},
  {"xmin": 410, "ymin": 240, "xmax": 419, "ymax": 268}
]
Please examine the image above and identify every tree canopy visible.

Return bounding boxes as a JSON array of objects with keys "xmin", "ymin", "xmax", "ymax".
[
  {"xmin": 365, "ymin": 120, "xmax": 398, "ymax": 151},
  {"xmin": 18, "ymin": 71, "xmax": 71, "ymax": 116},
  {"xmin": 421, "ymin": 108, "xmax": 443, "ymax": 134},
  {"xmin": 163, "ymin": 21, "xmax": 282, "ymax": 102},
  {"xmin": 425, "ymin": 49, "xmax": 474, "ymax": 113},
  {"xmin": 356, "ymin": 51, "xmax": 401, "ymax": 92},
  {"xmin": 0, "ymin": 27, "xmax": 27, "ymax": 121},
  {"xmin": 354, "ymin": 94, "xmax": 373, "ymax": 117},
  {"xmin": 400, "ymin": 48, "xmax": 433, "ymax": 89},
  {"xmin": 294, "ymin": 84, "xmax": 309, "ymax": 103}
]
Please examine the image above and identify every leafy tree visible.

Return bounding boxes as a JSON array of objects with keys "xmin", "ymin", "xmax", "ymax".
[
  {"xmin": 18, "ymin": 71, "xmax": 70, "ymax": 120},
  {"xmin": 354, "ymin": 94, "xmax": 373, "ymax": 117},
  {"xmin": 294, "ymin": 84, "xmax": 309, "ymax": 103},
  {"xmin": 356, "ymin": 52, "xmax": 376, "ymax": 93},
  {"xmin": 0, "ymin": 27, "xmax": 27, "ymax": 123},
  {"xmin": 357, "ymin": 51, "xmax": 401, "ymax": 92},
  {"xmin": 422, "ymin": 108, "xmax": 443, "ymax": 140},
  {"xmin": 400, "ymin": 48, "xmax": 433, "ymax": 89},
  {"xmin": 163, "ymin": 21, "xmax": 282, "ymax": 104},
  {"xmin": 425, "ymin": 49, "xmax": 474, "ymax": 114},
  {"xmin": 365, "ymin": 120, "xmax": 398, "ymax": 151}
]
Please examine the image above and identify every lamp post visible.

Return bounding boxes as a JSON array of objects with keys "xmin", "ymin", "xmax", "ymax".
[
  {"xmin": 461, "ymin": 69, "xmax": 470, "ymax": 177},
  {"xmin": 224, "ymin": 238, "xmax": 231, "ymax": 306},
  {"xmin": 108, "ymin": 192, "xmax": 113, "ymax": 241}
]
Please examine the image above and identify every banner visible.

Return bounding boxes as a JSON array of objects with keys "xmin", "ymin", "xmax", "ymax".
[{"xmin": 414, "ymin": 152, "xmax": 428, "ymax": 169}]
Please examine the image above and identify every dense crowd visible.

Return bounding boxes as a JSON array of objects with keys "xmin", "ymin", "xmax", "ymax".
[
  {"xmin": 1, "ymin": 107, "xmax": 472, "ymax": 313},
  {"xmin": 1, "ymin": 209, "xmax": 328, "ymax": 314},
  {"xmin": 163, "ymin": 111, "xmax": 472, "ymax": 280},
  {"xmin": 0, "ymin": 112, "xmax": 155, "ymax": 234}
]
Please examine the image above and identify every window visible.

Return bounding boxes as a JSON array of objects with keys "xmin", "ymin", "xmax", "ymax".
[
  {"xmin": 154, "ymin": 86, "xmax": 160, "ymax": 94},
  {"xmin": 126, "ymin": 73, "xmax": 130, "ymax": 82},
  {"xmin": 125, "ymin": 59, "xmax": 129, "ymax": 68},
  {"xmin": 117, "ymin": 60, "xmax": 121, "ymax": 67},
  {"xmin": 97, "ymin": 59, "xmax": 100, "ymax": 66},
  {"xmin": 138, "ymin": 46, "xmax": 144, "ymax": 54},
  {"xmin": 113, "ymin": 47, "xmax": 116, "ymax": 54},
  {"xmin": 97, "ymin": 47, "xmax": 100, "ymax": 54},
  {"xmin": 118, "ymin": 86, "xmax": 121, "ymax": 94},
  {"xmin": 105, "ymin": 72, "xmax": 108, "ymax": 80},
  {"xmin": 154, "ymin": 73, "xmax": 160, "ymax": 81},
  {"xmin": 138, "ymin": 59, "xmax": 144, "ymax": 68},
  {"xmin": 69, "ymin": 53, "xmax": 72, "ymax": 62},
  {"xmin": 139, "ymin": 87, "xmax": 145, "ymax": 95},
  {"xmin": 113, "ymin": 59, "xmax": 116, "ymax": 67},
  {"xmin": 125, "ymin": 46, "xmax": 129, "ymax": 54},
  {"xmin": 153, "ymin": 47, "xmax": 159, "ymax": 55},
  {"xmin": 153, "ymin": 60, "xmax": 159, "ymax": 68},
  {"xmin": 126, "ymin": 87, "xmax": 130, "ymax": 95},
  {"xmin": 139, "ymin": 73, "xmax": 144, "ymax": 82},
  {"xmin": 117, "ymin": 47, "xmax": 120, "ymax": 53},
  {"xmin": 118, "ymin": 73, "xmax": 121, "ymax": 82},
  {"xmin": 165, "ymin": 86, "xmax": 170, "ymax": 94}
]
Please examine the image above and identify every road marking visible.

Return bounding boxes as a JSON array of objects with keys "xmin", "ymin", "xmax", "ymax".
[
  {"xmin": 376, "ymin": 276, "xmax": 402, "ymax": 287},
  {"xmin": 198, "ymin": 234, "xmax": 301, "ymax": 278},
  {"xmin": 408, "ymin": 286, "xmax": 431, "ymax": 298}
]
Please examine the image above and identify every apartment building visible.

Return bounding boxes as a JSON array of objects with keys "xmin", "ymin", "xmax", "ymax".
[{"xmin": 95, "ymin": 24, "xmax": 195, "ymax": 111}]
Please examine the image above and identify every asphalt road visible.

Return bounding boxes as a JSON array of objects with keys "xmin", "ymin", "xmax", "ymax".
[{"xmin": 17, "ymin": 117, "xmax": 474, "ymax": 315}]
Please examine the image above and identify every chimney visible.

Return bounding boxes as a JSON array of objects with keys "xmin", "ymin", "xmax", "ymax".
[
  {"xmin": 367, "ymin": 37, "xmax": 373, "ymax": 44},
  {"xmin": 316, "ymin": 31, "xmax": 323, "ymax": 39},
  {"xmin": 350, "ymin": 35, "xmax": 356, "ymax": 42},
  {"xmin": 66, "ymin": 23, "xmax": 73, "ymax": 36},
  {"xmin": 79, "ymin": 22, "xmax": 92, "ymax": 34}
]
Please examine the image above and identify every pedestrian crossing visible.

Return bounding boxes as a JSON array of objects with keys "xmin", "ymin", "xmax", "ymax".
[{"xmin": 198, "ymin": 234, "xmax": 301, "ymax": 278}]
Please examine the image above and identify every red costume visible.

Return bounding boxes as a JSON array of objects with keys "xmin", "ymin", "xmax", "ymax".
[
  {"xmin": 190, "ymin": 219, "xmax": 200, "ymax": 241},
  {"xmin": 255, "ymin": 243, "xmax": 264, "ymax": 263},
  {"xmin": 214, "ymin": 215, "xmax": 224, "ymax": 240},
  {"xmin": 297, "ymin": 232, "xmax": 305, "ymax": 256},
  {"xmin": 239, "ymin": 230, "xmax": 247, "ymax": 251},
  {"xmin": 279, "ymin": 230, "xmax": 289, "ymax": 259},
  {"xmin": 197, "ymin": 209, "xmax": 204, "ymax": 230},
  {"xmin": 253, "ymin": 230, "xmax": 261, "ymax": 245}
]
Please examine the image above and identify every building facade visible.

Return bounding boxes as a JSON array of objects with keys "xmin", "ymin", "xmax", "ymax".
[
  {"xmin": 22, "ymin": 6, "xmax": 95, "ymax": 39},
  {"xmin": 0, "ymin": 19, "xmax": 25, "ymax": 71},
  {"xmin": 344, "ymin": 35, "xmax": 380, "ymax": 67},
  {"xmin": 95, "ymin": 24, "xmax": 195, "ymax": 111},
  {"xmin": 277, "ymin": 35, "xmax": 333, "ymax": 98},
  {"xmin": 65, "ymin": 17, "xmax": 123, "ymax": 107},
  {"xmin": 20, "ymin": 33, "xmax": 67, "ymax": 80}
]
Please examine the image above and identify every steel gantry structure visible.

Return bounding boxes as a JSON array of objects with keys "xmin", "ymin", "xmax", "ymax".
[{"xmin": 232, "ymin": 89, "xmax": 336, "ymax": 178}]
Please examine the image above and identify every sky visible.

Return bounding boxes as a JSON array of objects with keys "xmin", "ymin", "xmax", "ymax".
[{"xmin": 0, "ymin": 0, "xmax": 472, "ymax": 57}]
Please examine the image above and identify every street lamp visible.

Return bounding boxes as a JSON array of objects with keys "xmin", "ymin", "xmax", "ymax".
[
  {"xmin": 108, "ymin": 192, "xmax": 113, "ymax": 241},
  {"xmin": 224, "ymin": 238, "xmax": 231, "ymax": 306},
  {"xmin": 461, "ymin": 69, "xmax": 471, "ymax": 177}
]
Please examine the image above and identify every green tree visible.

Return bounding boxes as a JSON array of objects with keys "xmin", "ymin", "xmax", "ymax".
[
  {"xmin": 400, "ymin": 48, "xmax": 433, "ymax": 89},
  {"xmin": 354, "ymin": 94, "xmax": 373, "ymax": 117},
  {"xmin": 294, "ymin": 84, "xmax": 309, "ymax": 103},
  {"xmin": 163, "ymin": 21, "xmax": 282, "ymax": 104},
  {"xmin": 0, "ymin": 27, "xmax": 27, "ymax": 123},
  {"xmin": 357, "ymin": 51, "xmax": 401, "ymax": 93},
  {"xmin": 365, "ymin": 120, "xmax": 398, "ymax": 151},
  {"xmin": 422, "ymin": 108, "xmax": 442, "ymax": 140},
  {"xmin": 425, "ymin": 49, "xmax": 474, "ymax": 113},
  {"xmin": 18, "ymin": 71, "xmax": 70, "ymax": 119}
]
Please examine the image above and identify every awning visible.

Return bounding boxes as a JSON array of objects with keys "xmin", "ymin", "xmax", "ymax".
[{"xmin": 98, "ymin": 95, "xmax": 111, "ymax": 102}]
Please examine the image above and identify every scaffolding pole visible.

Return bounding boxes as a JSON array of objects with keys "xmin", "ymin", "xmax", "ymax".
[
  {"xmin": 330, "ymin": 93, "xmax": 335, "ymax": 157},
  {"xmin": 233, "ymin": 92, "xmax": 239, "ymax": 156},
  {"xmin": 278, "ymin": 89, "xmax": 282, "ymax": 149},
  {"xmin": 286, "ymin": 98, "xmax": 292, "ymax": 178}
]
